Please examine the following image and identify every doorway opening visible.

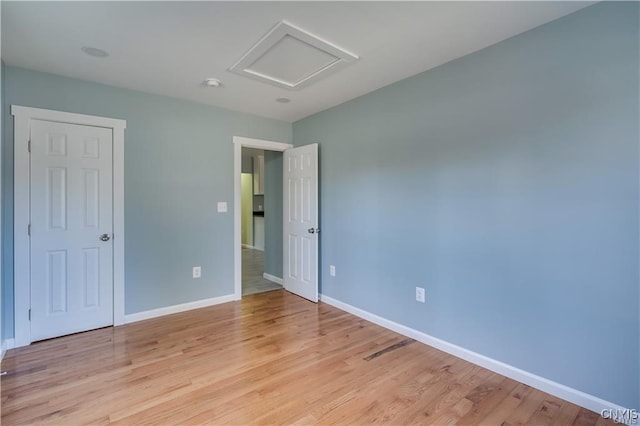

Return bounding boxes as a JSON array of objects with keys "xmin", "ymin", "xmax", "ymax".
[
  {"xmin": 241, "ymin": 147, "xmax": 283, "ymax": 296},
  {"xmin": 233, "ymin": 137, "xmax": 293, "ymax": 299}
]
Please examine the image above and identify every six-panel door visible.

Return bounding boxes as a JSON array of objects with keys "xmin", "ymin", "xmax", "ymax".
[
  {"xmin": 30, "ymin": 119, "xmax": 114, "ymax": 341},
  {"xmin": 283, "ymin": 143, "xmax": 318, "ymax": 302}
]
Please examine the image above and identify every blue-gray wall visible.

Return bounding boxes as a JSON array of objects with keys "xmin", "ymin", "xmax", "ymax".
[
  {"xmin": 2, "ymin": 67, "xmax": 291, "ymax": 338},
  {"xmin": 294, "ymin": 2, "xmax": 639, "ymax": 409},
  {"xmin": 0, "ymin": 59, "xmax": 4, "ymax": 348},
  {"xmin": 264, "ymin": 150, "xmax": 283, "ymax": 278},
  {"xmin": 241, "ymin": 153, "xmax": 253, "ymax": 174}
]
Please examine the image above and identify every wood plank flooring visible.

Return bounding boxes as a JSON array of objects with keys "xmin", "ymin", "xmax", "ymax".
[{"xmin": 1, "ymin": 290, "xmax": 612, "ymax": 425}]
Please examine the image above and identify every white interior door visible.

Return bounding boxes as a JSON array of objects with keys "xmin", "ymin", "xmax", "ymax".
[
  {"xmin": 283, "ymin": 143, "xmax": 318, "ymax": 302},
  {"xmin": 30, "ymin": 119, "xmax": 114, "ymax": 341}
]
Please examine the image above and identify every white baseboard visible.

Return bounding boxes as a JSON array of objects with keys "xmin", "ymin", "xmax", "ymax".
[
  {"xmin": 319, "ymin": 294, "xmax": 630, "ymax": 418},
  {"xmin": 263, "ymin": 273, "xmax": 283, "ymax": 285},
  {"xmin": 242, "ymin": 244, "xmax": 264, "ymax": 252},
  {"xmin": 1, "ymin": 339, "xmax": 15, "ymax": 362},
  {"xmin": 124, "ymin": 294, "xmax": 236, "ymax": 324}
]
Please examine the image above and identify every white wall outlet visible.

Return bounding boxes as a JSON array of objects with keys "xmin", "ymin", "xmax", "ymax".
[
  {"xmin": 193, "ymin": 266, "xmax": 202, "ymax": 279},
  {"xmin": 217, "ymin": 202, "xmax": 227, "ymax": 213},
  {"xmin": 329, "ymin": 265, "xmax": 336, "ymax": 277},
  {"xmin": 416, "ymin": 287, "xmax": 425, "ymax": 303}
]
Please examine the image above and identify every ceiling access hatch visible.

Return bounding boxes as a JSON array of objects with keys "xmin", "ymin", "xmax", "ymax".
[{"xmin": 229, "ymin": 21, "xmax": 359, "ymax": 90}]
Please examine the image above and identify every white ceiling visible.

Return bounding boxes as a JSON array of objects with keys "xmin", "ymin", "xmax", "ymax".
[{"xmin": 2, "ymin": 1, "xmax": 592, "ymax": 123}]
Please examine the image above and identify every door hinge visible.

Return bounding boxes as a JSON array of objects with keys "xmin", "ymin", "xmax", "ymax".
[
  {"xmin": 28, "ymin": 309, "xmax": 31, "ymax": 321},
  {"xmin": 27, "ymin": 140, "xmax": 31, "ymax": 153},
  {"xmin": 28, "ymin": 224, "xmax": 31, "ymax": 236}
]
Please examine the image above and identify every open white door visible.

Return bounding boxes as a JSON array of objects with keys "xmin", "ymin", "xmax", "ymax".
[{"xmin": 283, "ymin": 143, "xmax": 318, "ymax": 302}]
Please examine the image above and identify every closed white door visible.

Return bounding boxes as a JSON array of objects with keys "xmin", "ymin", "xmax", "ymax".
[
  {"xmin": 283, "ymin": 144, "xmax": 318, "ymax": 302},
  {"xmin": 30, "ymin": 119, "xmax": 114, "ymax": 341}
]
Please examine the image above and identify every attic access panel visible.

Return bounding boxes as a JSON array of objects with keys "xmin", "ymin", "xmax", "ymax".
[{"xmin": 229, "ymin": 21, "xmax": 358, "ymax": 90}]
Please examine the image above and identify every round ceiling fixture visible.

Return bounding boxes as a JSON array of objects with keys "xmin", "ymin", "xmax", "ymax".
[
  {"xmin": 81, "ymin": 46, "xmax": 109, "ymax": 58},
  {"xmin": 276, "ymin": 97, "xmax": 291, "ymax": 104},
  {"xmin": 204, "ymin": 78, "xmax": 222, "ymax": 87}
]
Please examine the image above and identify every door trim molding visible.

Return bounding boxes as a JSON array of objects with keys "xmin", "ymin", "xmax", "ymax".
[
  {"xmin": 12, "ymin": 105, "xmax": 127, "ymax": 347},
  {"xmin": 233, "ymin": 136, "xmax": 292, "ymax": 300}
]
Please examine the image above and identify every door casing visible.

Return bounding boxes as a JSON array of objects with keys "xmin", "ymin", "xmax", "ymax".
[
  {"xmin": 233, "ymin": 136, "xmax": 293, "ymax": 300},
  {"xmin": 12, "ymin": 106, "xmax": 126, "ymax": 347}
]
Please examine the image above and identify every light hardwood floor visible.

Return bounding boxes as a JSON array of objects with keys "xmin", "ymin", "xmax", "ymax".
[{"xmin": 1, "ymin": 290, "xmax": 611, "ymax": 425}]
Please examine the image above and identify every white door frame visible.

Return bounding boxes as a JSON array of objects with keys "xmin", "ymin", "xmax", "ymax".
[
  {"xmin": 12, "ymin": 105, "xmax": 126, "ymax": 347},
  {"xmin": 233, "ymin": 136, "xmax": 292, "ymax": 300}
]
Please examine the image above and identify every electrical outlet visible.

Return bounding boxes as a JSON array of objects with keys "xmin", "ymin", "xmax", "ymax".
[
  {"xmin": 416, "ymin": 287, "xmax": 425, "ymax": 303},
  {"xmin": 329, "ymin": 265, "xmax": 336, "ymax": 277},
  {"xmin": 193, "ymin": 266, "xmax": 202, "ymax": 279},
  {"xmin": 217, "ymin": 202, "xmax": 227, "ymax": 213}
]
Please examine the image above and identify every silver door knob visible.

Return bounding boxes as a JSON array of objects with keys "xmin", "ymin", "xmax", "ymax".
[
  {"xmin": 100, "ymin": 234, "xmax": 111, "ymax": 242},
  {"xmin": 308, "ymin": 228, "xmax": 315, "ymax": 234}
]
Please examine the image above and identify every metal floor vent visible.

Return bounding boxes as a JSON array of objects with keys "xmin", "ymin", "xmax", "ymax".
[{"xmin": 229, "ymin": 20, "xmax": 358, "ymax": 90}]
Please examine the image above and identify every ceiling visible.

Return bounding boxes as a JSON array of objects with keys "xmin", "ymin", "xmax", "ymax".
[{"xmin": 2, "ymin": 1, "xmax": 592, "ymax": 123}]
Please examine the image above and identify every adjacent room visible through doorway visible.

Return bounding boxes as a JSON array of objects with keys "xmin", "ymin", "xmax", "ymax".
[
  {"xmin": 240, "ymin": 146, "xmax": 284, "ymax": 296},
  {"xmin": 242, "ymin": 247, "xmax": 280, "ymax": 296}
]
